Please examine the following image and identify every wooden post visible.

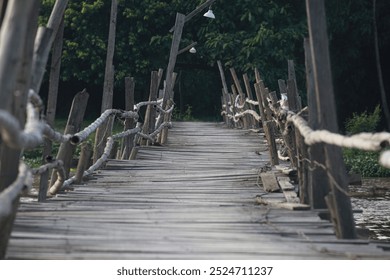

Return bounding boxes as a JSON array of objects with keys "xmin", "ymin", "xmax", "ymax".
[
  {"xmin": 254, "ymin": 68, "xmax": 262, "ymax": 83},
  {"xmin": 49, "ymin": 90, "xmax": 89, "ymax": 194},
  {"xmin": 287, "ymin": 79, "xmax": 301, "ymax": 112},
  {"xmin": 217, "ymin": 61, "xmax": 233, "ymax": 127},
  {"xmin": 285, "ymin": 80, "xmax": 299, "ymax": 168},
  {"xmin": 295, "ymin": 115, "xmax": 310, "ymax": 205},
  {"xmin": 101, "ymin": 0, "xmax": 117, "ymax": 114},
  {"xmin": 142, "ymin": 71, "xmax": 160, "ymax": 145},
  {"xmin": 0, "ymin": 0, "xmax": 36, "ymax": 110},
  {"xmin": 220, "ymin": 93, "xmax": 227, "ymax": 124},
  {"xmin": 31, "ymin": 0, "xmax": 68, "ymax": 93},
  {"xmin": 230, "ymin": 68, "xmax": 249, "ymax": 129},
  {"xmin": 255, "ymin": 82, "xmax": 279, "ymax": 166},
  {"xmin": 121, "ymin": 77, "xmax": 135, "ymax": 159},
  {"xmin": 39, "ymin": 17, "xmax": 65, "ymax": 202},
  {"xmin": 74, "ymin": 142, "xmax": 92, "ymax": 184},
  {"xmin": 278, "ymin": 79, "xmax": 287, "ymax": 95},
  {"xmin": 243, "ymin": 73, "xmax": 257, "ymax": 128},
  {"xmin": 160, "ymin": 13, "xmax": 185, "ymax": 144},
  {"xmin": 230, "ymin": 84, "xmax": 242, "ymax": 128},
  {"xmin": 0, "ymin": 0, "xmax": 39, "ymax": 259},
  {"xmin": 306, "ymin": 0, "xmax": 356, "ymax": 238},
  {"xmin": 94, "ymin": 0, "xmax": 117, "ymax": 162},
  {"xmin": 304, "ymin": 38, "xmax": 330, "ymax": 210},
  {"xmin": 287, "ymin": 60, "xmax": 302, "ymax": 109}
]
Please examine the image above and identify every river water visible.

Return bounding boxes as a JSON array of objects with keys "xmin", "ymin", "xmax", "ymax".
[{"xmin": 350, "ymin": 178, "xmax": 390, "ymax": 241}]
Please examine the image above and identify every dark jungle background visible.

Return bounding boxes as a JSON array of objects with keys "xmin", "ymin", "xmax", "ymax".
[{"xmin": 39, "ymin": 0, "xmax": 390, "ymax": 131}]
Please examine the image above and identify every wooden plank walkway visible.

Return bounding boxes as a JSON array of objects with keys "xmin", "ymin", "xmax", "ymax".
[{"xmin": 6, "ymin": 122, "xmax": 390, "ymax": 259}]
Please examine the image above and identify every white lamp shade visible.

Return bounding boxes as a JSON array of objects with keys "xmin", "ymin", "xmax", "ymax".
[
  {"xmin": 189, "ymin": 47, "xmax": 197, "ymax": 53},
  {"xmin": 203, "ymin": 9, "xmax": 215, "ymax": 19}
]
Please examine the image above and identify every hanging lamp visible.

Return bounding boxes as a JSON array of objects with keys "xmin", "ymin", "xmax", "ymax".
[{"xmin": 203, "ymin": 7, "xmax": 215, "ymax": 19}]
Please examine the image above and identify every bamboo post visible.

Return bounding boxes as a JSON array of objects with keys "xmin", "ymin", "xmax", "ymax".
[
  {"xmin": 94, "ymin": 0, "xmax": 117, "ymax": 162},
  {"xmin": 306, "ymin": 0, "xmax": 356, "ymax": 238},
  {"xmin": 49, "ymin": 89, "xmax": 89, "ymax": 194},
  {"xmin": 121, "ymin": 77, "xmax": 136, "ymax": 159},
  {"xmin": 160, "ymin": 13, "xmax": 185, "ymax": 144}
]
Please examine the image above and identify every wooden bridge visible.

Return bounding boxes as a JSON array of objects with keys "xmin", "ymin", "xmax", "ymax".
[
  {"xmin": 5, "ymin": 122, "xmax": 390, "ymax": 259},
  {"xmin": 2, "ymin": 0, "xmax": 390, "ymax": 261}
]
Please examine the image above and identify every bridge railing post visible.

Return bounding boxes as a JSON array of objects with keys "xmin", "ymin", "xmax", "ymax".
[
  {"xmin": 121, "ymin": 77, "xmax": 136, "ymax": 160},
  {"xmin": 48, "ymin": 90, "xmax": 89, "ymax": 195},
  {"xmin": 306, "ymin": 0, "xmax": 356, "ymax": 238}
]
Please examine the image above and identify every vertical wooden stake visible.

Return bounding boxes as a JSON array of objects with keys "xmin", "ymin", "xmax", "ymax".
[
  {"xmin": 50, "ymin": 90, "xmax": 89, "ymax": 192},
  {"xmin": 243, "ymin": 73, "xmax": 257, "ymax": 128},
  {"xmin": 142, "ymin": 71, "xmax": 159, "ymax": 145},
  {"xmin": 160, "ymin": 13, "xmax": 185, "ymax": 144},
  {"xmin": 74, "ymin": 142, "xmax": 92, "ymax": 184},
  {"xmin": 121, "ymin": 77, "xmax": 135, "ymax": 159},
  {"xmin": 39, "ymin": 16, "xmax": 65, "ymax": 202},
  {"xmin": 94, "ymin": 0, "xmax": 117, "ymax": 162},
  {"xmin": 306, "ymin": 0, "xmax": 356, "ymax": 238},
  {"xmin": 230, "ymin": 68, "xmax": 249, "ymax": 129},
  {"xmin": 254, "ymin": 82, "xmax": 278, "ymax": 166},
  {"xmin": 304, "ymin": 38, "xmax": 330, "ymax": 210}
]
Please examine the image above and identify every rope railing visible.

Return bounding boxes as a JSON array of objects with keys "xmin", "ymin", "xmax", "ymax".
[
  {"xmin": 70, "ymin": 109, "xmax": 138, "ymax": 144},
  {"xmin": 55, "ymin": 121, "xmax": 172, "ymax": 193},
  {"xmin": 0, "ymin": 103, "xmax": 44, "ymax": 150},
  {"xmin": 233, "ymin": 109, "xmax": 261, "ymax": 122},
  {"xmin": 222, "ymin": 96, "xmax": 262, "ymax": 127},
  {"xmin": 264, "ymin": 100, "xmax": 390, "ymax": 170},
  {"xmin": 0, "ymin": 86, "xmax": 175, "ymax": 203},
  {"xmin": 287, "ymin": 113, "xmax": 390, "ymax": 152}
]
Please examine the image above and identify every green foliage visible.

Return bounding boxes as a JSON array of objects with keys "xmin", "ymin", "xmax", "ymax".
[
  {"xmin": 38, "ymin": 0, "xmax": 390, "ymax": 124},
  {"xmin": 172, "ymin": 105, "xmax": 195, "ymax": 121},
  {"xmin": 345, "ymin": 105, "xmax": 381, "ymax": 134},
  {"xmin": 343, "ymin": 149, "xmax": 390, "ymax": 177},
  {"xmin": 343, "ymin": 106, "xmax": 390, "ymax": 177}
]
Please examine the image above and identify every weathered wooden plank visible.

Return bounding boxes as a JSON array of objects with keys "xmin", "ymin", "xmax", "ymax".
[
  {"xmin": 278, "ymin": 178, "xmax": 300, "ymax": 203},
  {"xmin": 260, "ymin": 173, "xmax": 280, "ymax": 192},
  {"xmin": 6, "ymin": 122, "xmax": 390, "ymax": 260}
]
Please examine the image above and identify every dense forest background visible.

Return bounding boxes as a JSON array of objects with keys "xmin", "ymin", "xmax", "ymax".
[{"xmin": 39, "ymin": 0, "xmax": 390, "ymax": 131}]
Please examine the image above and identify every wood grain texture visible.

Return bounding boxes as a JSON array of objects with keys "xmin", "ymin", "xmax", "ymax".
[{"xmin": 6, "ymin": 122, "xmax": 390, "ymax": 259}]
